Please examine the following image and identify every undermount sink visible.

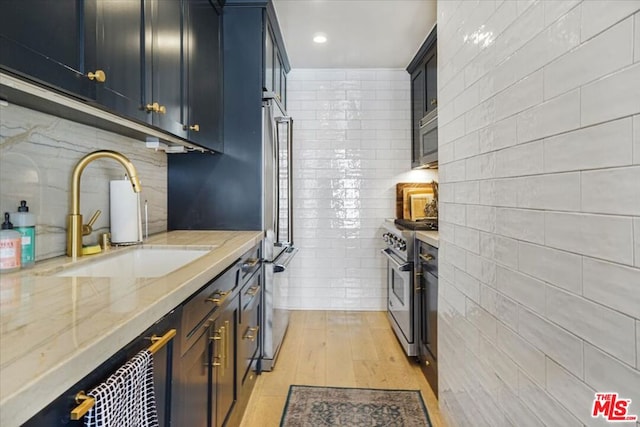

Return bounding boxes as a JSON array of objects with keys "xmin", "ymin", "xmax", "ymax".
[{"xmin": 56, "ymin": 246, "xmax": 212, "ymax": 278}]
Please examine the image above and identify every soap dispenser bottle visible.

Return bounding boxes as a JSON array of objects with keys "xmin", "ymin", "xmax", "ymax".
[
  {"xmin": 13, "ymin": 200, "xmax": 36, "ymax": 267},
  {"xmin": 0, "ymin": 212, "xmax": 22, "ymax": 272}
]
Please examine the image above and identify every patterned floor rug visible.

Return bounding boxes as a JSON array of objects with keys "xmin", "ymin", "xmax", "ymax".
[{"xmin": 280, "ymin": 385, "xmax": 432, "ymax": 427}]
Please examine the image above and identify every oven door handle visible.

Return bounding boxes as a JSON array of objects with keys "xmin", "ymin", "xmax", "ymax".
[{"xmin": 381, "ymin": 248, "xmax": 412, "ymax": 271}]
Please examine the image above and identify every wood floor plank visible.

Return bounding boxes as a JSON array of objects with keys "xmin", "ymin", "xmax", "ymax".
[{"xmin": 240, "ymin": 310, "xmax": 447, "ymax": 427}]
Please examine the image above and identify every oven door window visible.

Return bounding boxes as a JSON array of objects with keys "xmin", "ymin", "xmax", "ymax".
[{"xmin": 391, "ymin": 268, "xmax": 406, "ymax": 305}]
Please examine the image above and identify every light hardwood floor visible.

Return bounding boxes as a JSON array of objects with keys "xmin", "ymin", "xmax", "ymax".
[{"xmin": 239, "ymin": 310, "xmax": 447, "ymax": 427}]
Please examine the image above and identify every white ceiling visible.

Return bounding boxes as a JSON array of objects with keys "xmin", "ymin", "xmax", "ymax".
[{"xmin": 272, "ymin": 0, "xmax": 437, "ymax": 69}]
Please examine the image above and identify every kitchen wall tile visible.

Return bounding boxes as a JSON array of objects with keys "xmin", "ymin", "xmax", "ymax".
[
  {"xmin": 544, "ymin": 117, "xmax": 633, "ymax": 173},
  {"xmin": 453, "ymin": 131, "xmax": 480, "ymax": 160},
  {"xmin": 494, "ymin": 234, "xmax": 519, "ymax": 269},
  {"xmin": 582, "ymin": 166, "xmax": 640, "ymax": 215},
  {"xmin": 495, "ymin": 1, "xmax": 544, "ymax": 64},
  {"xmin": 517, "ymin": 172, "xmax": 581, "ymax": 211},
  {"xmin": 439, "ymin": 2, "xmax": 640, "ymax": 424},
  {"xmin": 545, "ymin": 212, "xmax": 634, "ymax": 265},
  {"xmin": 545, "ymin": 359, "xmax": 599, "ymax": 426},
  {"xmin": 442, "ymin": 202, "xmax": 466, "ymax": 226},
  {"xmin": 287, "ymin": 69, "xmax": 411, "ymax": 311},
  {"xmin": 544, "ymin": 18, "xmax": 633, "ymax": 99},
  {"xmin": 494, "ymin": 70, "xmax": 543, "ymax": 121},
  {"xmin": 478, "ymin": 116, "xmax": 517, "ymax": 153},
  {"xmin": 495, "ymin": 140, "xmax": 543, "ymax": 178},
  {"xmin": 546, "ymin": 286, "xmax": 636, "ymax": 366},
  {"xmin": 544, "ymin": 0, "xmax": 580, "ymax": 26},
  {"xmin": 584, "ymin": 343, "xmax": 640, "ymax": 404},
  {"xmin": 466, "ymin": 205, "xmax": 496, "ymax": 232},
  {"xmin": 581, "ymin": 62, "xmax": 640, "ymax": 126},
  {"xmin": 518, "ymin": 370, "xmax": 583, "ymax": 427},
  {"xmin": 467, "ymin": 252, "xmax": 496, "ymax": 287},
  {"xmin": 634, "ymin": 115, "xmax": 640, "ymax": 164},
  {"xmin": 499, "ymin": 382, "xmax": 545, "ymax": 427},
  {"xmin": 496, "ymin": 266, "xmax": 546, "ymax": 315},
  {"xmin": 496, "ymin": 208, "xmax": 545, "ymax": 244},
  {"xmin": 518, "ymin": 306, "xmax": 584, "ymax": 377},
  {"xmin": 511, "ymin": 6, "xmax": 581, "ymax": 83},
  {"xmin": 517, "ymin": 89, "xmax": 581, "ymax": 143},
  {"xmin": 454, "ymin": 225, "xmax": 480, "ymax": 254},
  {"xmin": 518, "ymin": 242, "xmax": 583, "ymax": 294},
  {"xmin": 454, "ymin": 267, "xmax": 481, "ymax": 303},
  {"xmin": 635, "ymin": 218, "xmax": 640, "ymax": 268},
  {"xmin": 496, "ymin": 322, "xmax": 546, "ymax": 386},
  {"xmin": 495, "ymin": 293, "xmax": 519, "ymax": 332},
  {"xmin": 583, "ymin": 257, "xmax": 640, "ymax": 319},
  {"xmin": 636, "ymin": 12, "xmax": 640, "ymax": 62},
  {"xmin": 466, "ymin": 299, "xmax": 497, "ymax": 343},
  {"xmin": 580, "ymin": 1, "xmax": 640, "ymax": 41}
]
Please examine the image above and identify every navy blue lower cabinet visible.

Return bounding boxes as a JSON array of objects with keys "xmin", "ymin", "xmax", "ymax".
[{"xmin": 22, "ymin": 308, "xmax": 181, "ymax": 427}]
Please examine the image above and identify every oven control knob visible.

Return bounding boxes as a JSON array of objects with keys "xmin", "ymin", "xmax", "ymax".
[{"xmin": 399, "ymin": 243, "xmax": 407, "ymax": 251}]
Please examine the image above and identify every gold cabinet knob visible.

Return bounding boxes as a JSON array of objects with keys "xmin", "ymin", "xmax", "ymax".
[
  {"xmin": 87, "ymin": 70, "xmax": 106, "ymax": 83},
  {"xmin": 145, "ymin": 102, "xmax": 166, "ymax": 114},
  {"xmin": 430, "ymin": 98, "xmax": 437, "ymax": 106},
  {"xmin": 189, "ymin": 124, "xmax": 200, "ymax": 132}
]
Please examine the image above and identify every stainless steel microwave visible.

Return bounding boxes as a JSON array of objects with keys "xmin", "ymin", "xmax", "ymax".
[{"xmin": 418, "ymin": 108, "xmax": 438, "ymax": 167}]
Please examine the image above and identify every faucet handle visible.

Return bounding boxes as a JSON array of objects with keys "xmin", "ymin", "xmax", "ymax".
[{"xmin": 82, "ymin": 210, "xmax": 102, "ymax": 236}]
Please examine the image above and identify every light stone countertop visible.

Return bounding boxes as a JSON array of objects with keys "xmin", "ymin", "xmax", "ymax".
[
  {"xmin": 415, "ymin": 230, "xmax": 439, "ymax": 248},
  {"xmin": 0, "ymin": 230, "xmax": 263, "ymax": 427}
]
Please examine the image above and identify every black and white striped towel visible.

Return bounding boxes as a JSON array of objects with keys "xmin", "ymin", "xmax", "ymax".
[{"xmin": 84, "ymin": 349, "xmax": 159, "ymax": 427}]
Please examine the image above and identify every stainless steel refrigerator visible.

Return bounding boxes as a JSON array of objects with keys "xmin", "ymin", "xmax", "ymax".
[{"xmin": 261, "ymin": 92, "xmax": 297, "ymax": 371}]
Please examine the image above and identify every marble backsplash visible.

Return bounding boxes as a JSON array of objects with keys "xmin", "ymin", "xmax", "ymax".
[{"xmin": 0, "ymin": 102, "xmax": 168, "ymax": 261}]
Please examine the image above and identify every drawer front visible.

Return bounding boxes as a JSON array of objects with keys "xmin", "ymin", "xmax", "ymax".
[
  {"xmin": 240, "ymin": 244, "xmax": 261, "ymax": 283},
  {"xmin": 182, "ymin": 260, "xmax": 240, "ymax": 354},
  {"xmin": 418, "ymin": 242, "xmax": 438, "ymax": 277},
  {"xmin": 238, "ymin": 273, "xmax": 261, "ymax": 383}
]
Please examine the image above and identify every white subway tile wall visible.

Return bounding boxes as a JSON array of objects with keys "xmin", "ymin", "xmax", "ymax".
[
  {"xmin": 0, "ymin": 103, "xmax": 167, "ymax": 261},
  {"xmin": 437, "ymin": 1, "xmax": 640, "ymax": 426},
  {"xmin": 285, "ymin": 69, "xmax": 436, "ymax": 310}
]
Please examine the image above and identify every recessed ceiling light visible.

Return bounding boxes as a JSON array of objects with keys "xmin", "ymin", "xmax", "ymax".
[{"xmin": 313, "ymin": 33, "xmax": 327, "ymax": 44}]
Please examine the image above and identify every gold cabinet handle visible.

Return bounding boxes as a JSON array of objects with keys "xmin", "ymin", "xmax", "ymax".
[
  {"xmin": 245, "ymin": 285, "xmax": 260, "ymax": 297},
  {"xmin": 206, "ymin": 290, "xmax": 231, "ymax": 306},
  {"xmin": 425, "ymin": 360, "xmax": 430, "ymax": 366},
  {"xmin": 70, "ymin": 392, "xmax": 95, "ymax": 420},
  {"xmin": 224, "ymin": 320, "xmax": 230, "ymax": 370},
  {"xmin": 189, "ymin": 124, "xmax": 200, "ymax": 132},
  {"xmin": 87, "ymin": 70, "xmax": 106, "ymax": 83},
  {"xmin": 243, "ymin": 325, "xmax": 260, "ymax": 342},
  {"xmin": 145, "ymin": 102, "xmax": 166, "ymax": 114},
  {"xmin": 430, "ymin": 98, "xmax": 437, "ymax": 106},
  {"xmin": 419, "ymin": 254, "xmax": 434, "ymax": 262},
  {"xmin": 210, "ymin": 328, "xmax": 223, "ymax": 368}
]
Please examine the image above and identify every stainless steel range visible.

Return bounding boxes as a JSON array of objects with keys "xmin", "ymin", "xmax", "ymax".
[{"xmin": 381, "ymin": 221, "xmax": 417, "ymax": 356}]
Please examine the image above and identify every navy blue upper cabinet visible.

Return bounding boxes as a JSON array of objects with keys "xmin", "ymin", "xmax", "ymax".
[
  {"xmin": 84, "ymin": 0, "xmax": 147, "ymax": 122},
  {"xmin": 143, "ymin": 0, "xmax": 187, "ymax": 138},
  {"xmin": 407, "ymin": 25, "xmax": 437, "ymax": 168},
  {"xmin": 183, "ymin": 0, "xmax": 223, "ymax": 151},
  {"xmin": 264, "ymin": 19, "xmax": 287, "ymax": 108},
  {"xmin": 0, "ymin": 0, "xmax": 94, "ymax": 99},
  {"xmin": 0, "ymin": 0, "xmax": 223, "ymax": 152}
]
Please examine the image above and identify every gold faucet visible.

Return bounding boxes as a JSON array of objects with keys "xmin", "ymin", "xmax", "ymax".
[{"xmin": 67, "ymin": 150, "xmax": 141, "ymax": 257}]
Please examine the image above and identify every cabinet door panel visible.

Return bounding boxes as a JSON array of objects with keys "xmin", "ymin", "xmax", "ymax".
[
  {"xmin": 264, "ymin": 26, "xmax": 274, "ymax": 93},
  {"xmin": 212, "ymin": 299, "xmax": 238, "ymax": 427},
  {"xmin": 179, "ymin": 330, "xmax": 210, "ymax": 427},
  {"xmin": 425, "ymin": 50, "xmax": 437, "ymax": 114},
  {"xmin": 411, "ymin": 69, "xmax": 424, "ymax": 166},
  {"xmin": 91, "ymin": 0, "xmax": 146, "ymax": 121},
  {"xmin": 0, "ymin": 0, "xmax": 93, "ymax": 98},
  {"xmin": 149, "ymin": 0, "xmax": 186, "ymax": 138},
  {"xmin": 185, "ymin": 0, "xmax": 222, "ymax": 151}
]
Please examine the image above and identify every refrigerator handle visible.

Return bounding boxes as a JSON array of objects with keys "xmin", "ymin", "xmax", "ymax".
[
  {"xmin": 287, "ymin": 117, "xmax": 294, "ymax": 247},
  {"xmin": 274, "ymin": 115, "xmax": 281, "ymax": 245}
]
